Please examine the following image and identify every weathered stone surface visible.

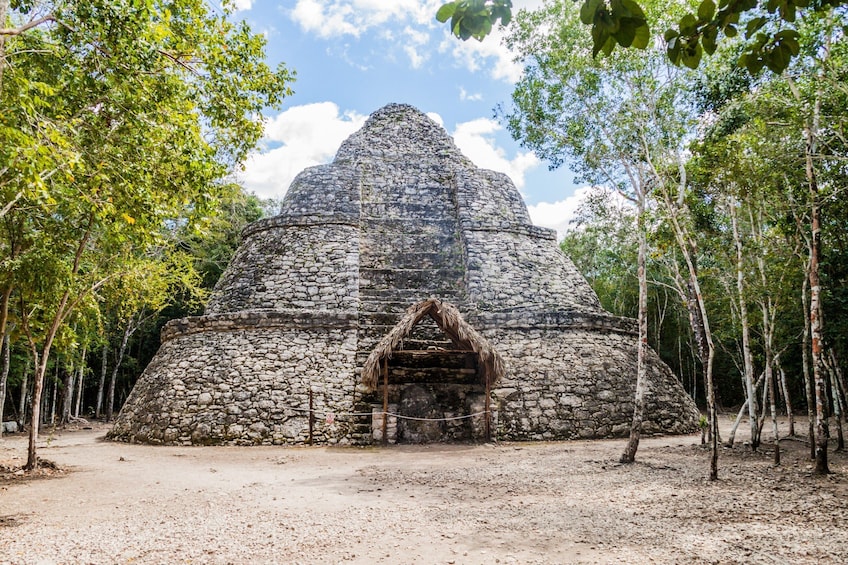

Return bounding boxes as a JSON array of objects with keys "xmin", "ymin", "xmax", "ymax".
[{"xmin": 109, "ymin": 103, "xmax": 700, "ymax": 446}]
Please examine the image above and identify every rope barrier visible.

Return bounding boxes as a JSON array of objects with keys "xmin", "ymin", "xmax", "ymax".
[{"xmin": 288, "ymin": 406, "xmax": 490, "ymax": 422}]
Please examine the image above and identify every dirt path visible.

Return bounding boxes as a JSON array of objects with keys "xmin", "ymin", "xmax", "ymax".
[{"xmin": 2, "ymin": 420, "xmax": 847, "ymax": 564}]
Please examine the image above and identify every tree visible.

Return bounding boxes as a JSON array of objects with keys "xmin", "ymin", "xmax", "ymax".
[
  {"xmin": 436, "ymin": 0, "xmax": 848, "ymax": 72},
  {"xmin": 1, "ymin": 0, "xmax": 293, "ymax": 469},
  {"xmin": 501, "ymin": 0, "xmax": 714, "ymax": 469}
]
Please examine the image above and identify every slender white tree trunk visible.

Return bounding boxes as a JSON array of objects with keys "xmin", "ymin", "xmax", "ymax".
[
  {"xmin": 74, "ymin": 346, "xmax": 87, "ymax": 418},
  {"xmin": 621, "ymin": 192, "xmax": 648, "ymax": 463},
  {"xmin": 661, "ymin": 189, "xmax": 719, "ymax": 479},
  {"xmin": 17, "ymin": 358, "xmax": 29, "ymax": 429},
  {"xmin": 106, "ymin": 322, "xmax": 134, "ymax": 421},
  {"xmin": 95, "ymin": 344, "xmax": 108, "ymax": 419},
  {"xmin": 824, "ymin": 354, "xmax": 844, "ymax": 451},
  {"xmin": 801, "ymin": 275, "xmax": 816, "ymax": 459},
  {"xmin": 0, "ymin": 333, "xmax": 9, "ymax": 436},
  {"xmin": 774, "ymin": 353, "xmax": 795, "ymax": 437},
  {"xmin": 730, "ymin": 203, "xmax": 759, "ymax": 450}
]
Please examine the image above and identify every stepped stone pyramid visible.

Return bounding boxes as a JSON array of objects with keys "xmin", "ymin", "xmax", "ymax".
[{"xmin": 110, "ymin": 104, "xmax": 699, "ymax": 445}]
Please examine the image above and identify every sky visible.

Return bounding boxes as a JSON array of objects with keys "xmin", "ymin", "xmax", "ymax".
[{"xmin": 218, "ymin": 0, "xmax": 587, "ymax": 237}]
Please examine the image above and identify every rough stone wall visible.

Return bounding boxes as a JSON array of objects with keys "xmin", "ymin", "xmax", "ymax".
[
  {"xmin": 110, "ymin": 313, "xmax": 362, "ymax": 445},
  {"xmin": 463, "ymin": 229, "xmax": 603, "ymax": 312},
  {"xmin": 484, "ymin": 326, "xmax": 700, "ymax": 440},
  {"xmin": 206, "ymin": 219, "xmax": 359, "ymax": 315}
]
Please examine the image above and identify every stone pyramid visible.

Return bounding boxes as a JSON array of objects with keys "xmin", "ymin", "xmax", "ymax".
[{"xmin": 110, "ymin": 104, "xmax": 699, "ymax": 445}]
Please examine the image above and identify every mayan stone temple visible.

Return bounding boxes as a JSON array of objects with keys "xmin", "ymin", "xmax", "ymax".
[{"xmin": 110, "ymin": 103, "xmax": 700, "ymax": 446}]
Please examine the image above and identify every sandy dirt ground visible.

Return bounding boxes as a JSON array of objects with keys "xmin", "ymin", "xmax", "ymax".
[{"xmin": 2, "ymin": 418, "xmax": 848, "ymax": 565}]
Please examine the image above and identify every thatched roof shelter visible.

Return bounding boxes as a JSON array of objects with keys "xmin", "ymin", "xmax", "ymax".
[{"xmin": 361, "ymin": 298, "xmax": 505, "ymax": 391}]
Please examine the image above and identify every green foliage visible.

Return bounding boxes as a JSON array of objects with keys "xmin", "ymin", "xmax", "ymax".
[
  {"xmin": 501, "ymin": 0, "xmax": 848, "ymax": 410},
  {"xmin": 0, "ymin": 0, "xmax": 293, "ymax": 443},
  {"xmin": 561, "ymin": 188, "xmax": 639, "ymax": 316},
  {"xmin": 580, "ymin": 0, "xmax": 650, "ymax": 57},
  {"xmin": 436, "ymin": 0, "xmax": 513, "ymax": 41},
  {"xmin": 437, "ymin": 0, "xmax": 848, "ymax": 73}
]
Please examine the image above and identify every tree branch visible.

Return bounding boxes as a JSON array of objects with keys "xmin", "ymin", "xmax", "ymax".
[{"xmin": 0, "ymin": 14, "xmax": 55, "ymax": 36}]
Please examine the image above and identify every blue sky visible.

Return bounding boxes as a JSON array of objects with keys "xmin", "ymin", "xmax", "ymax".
[{"xmin": 220, "ymin": 0, "xmax": 588, "ymax": 236}]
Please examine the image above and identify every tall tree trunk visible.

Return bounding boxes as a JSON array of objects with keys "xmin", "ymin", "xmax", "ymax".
[
  {"xmin": 799, "ymin": 83, "xmax": 828, "ymax": 475},
  {"xmin": 96, "ymin": 343, "xmax": 108, "ymax": 419},
  {"xmin": 23, "ymin": 289, "xmax": 74, "ymax": 469},
  {"xmin": 824, "ymin": 353, "xmax": 844, "ymax": 451},
  {"xmin": 60, "ymin": 359, "xmax": 75, "ymax": 425},
  {"xmin": 74, "ymin": 346, "xmax": 87, "ymax": 418},
  {"xmin": 0, "ymin": 332, "xmax": 9, "ymax": 436},
  {"xmin": 726, "ymin": 400, "xmax": 749, "ymax": 447},
  {"xmin": 25, "ymin": 348, "xmax": 44, "ymax": 468},
  {"xmin": 17, "ymin": 357, "xmax": 29, "ymax": 429},
  {"xmin": 662, "ymin": 188, "xmax": 719, "ymax": 479},
  {"xmin": 766, "ymin": 361, "xmax": 780, "ymax": 464},
  {"xmin": 621, "ymin": 194, "xmax": 648, "ymax": 463},
  {"xmin": 786, "ymin": 65, "xmax": 829, "ymax": 474},
  {"xmin": 775, "ymin": 353, "xmax": 795, "ymax": 436},
  {"xmin": 730, "ymin": 204, "xmax": 759, "ymax": 450},
  {"xmin": 106, "ymin": 322, "xmax": 133, "ymax": 421},
  {"xmin": 801, "ymin": 274, "xmax": 816, "ymax": 459}
]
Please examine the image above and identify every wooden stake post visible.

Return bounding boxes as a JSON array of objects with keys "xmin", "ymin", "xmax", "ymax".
[
  {"xmin": 484, "ymin": 372, "xmax": 491, "ymax": 442},
  {"xmin": 308, "ymin": 388, "xmax": 314, "ymax": 445},
  {"xmin": 382, "ymin": 357, "xmax": 389, "ymax": 446}
]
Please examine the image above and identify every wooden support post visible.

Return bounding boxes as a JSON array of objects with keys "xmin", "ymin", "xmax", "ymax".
[
  {"xmin": 484, "ymin": 372, "xmax": 491, "ymax": 442},
  {"xmin": 382, "ymin": 358, "xmax": 389, "ymax": 446},
  {"xmin": 308, "ymin": 388, "xmax": 314, "ymax": 445}
]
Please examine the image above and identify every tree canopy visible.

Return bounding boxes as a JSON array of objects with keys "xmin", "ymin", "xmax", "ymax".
[
  {"xmin": 437, "ymin": 0, "xmax": 848, "ymax": 72},
  {"xmin": 1, "ymin": 0, "xmax": 293, "ymax": 467}
]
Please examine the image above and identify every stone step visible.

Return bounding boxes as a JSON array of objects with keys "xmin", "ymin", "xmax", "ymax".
[
  {"xmin": 360, "ymin": 252, "xmax": 459, "ymax": 270},
  {"xmin": 358, "ymin": 268, "xmax": 466, "ymax": 291}
]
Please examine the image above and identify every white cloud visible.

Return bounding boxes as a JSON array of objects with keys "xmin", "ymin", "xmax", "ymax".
[
  {"xmin": 291, "ymin": 0, "xmax": 359, "ymax": 37},
  {"xmin": 527, "ymin": 189, "xmax": 590, "ymax": 241},
  {"xmin": 290, "ymin": 0, "xmax": 442, "ymax": 38},
  {"xmin": 527, "ymin": 186, "xmax": 632, "ymax": 240},
  {"xmin": 285, "ymin": 1, "xmax": 550, "ymax": 81},
  {"xmin": 239, "ymin": 102, "xmax": 366, "ymax": 199},
  {"xmin": 240, "ymin": 105, "xmax": 542, "ymax": 204},
  {"xmin": 439, "ymin": 24, "xmax": 523, "ymax": 83},
  {"xmin": 426, "ymin": 112, "xmax": 444, "ymax": 127},
  {"xmin": 459, "ymin": 87, "xmax": 483, "ymax": 101},
  {"xmin": 452, "ymin": 118, "xmax": 539, "ymax": 189},
  {"xmin": 434, "ymin": 0, "xmax": 546, "ymax": 83},
  {"xmin": 402, "ymin": 25, "xmax": 431, "ymax": 68}
]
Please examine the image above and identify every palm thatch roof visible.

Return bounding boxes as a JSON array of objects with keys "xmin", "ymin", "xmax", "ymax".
[{"xmin": 361, "ymin": 298, "xmax": 505, "ymax": 391}]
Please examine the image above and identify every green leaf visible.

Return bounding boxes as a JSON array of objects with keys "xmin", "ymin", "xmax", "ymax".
[
  {"xmin": 631, "ymin": 22, "xmax": 650, "ymax": 49},
  {"xmin": 616, "ymin": 21, "xmax": 637, "ymax": 47},
  {"xmin": 679, "ymin": 14, "xmax": 697, "ymax": 36},
  {"xmin": 725, "ymin": 24, "xmax": 737, "ymax": 37},
  {"xmin": 783, "ymin": 37, "xmax": 800, "ymax": 55},
  {"xmin": 698, "ymin": 0, "xmax": 716, "ymax": 21},
  {"xmin": 681, "ymin": 43, "xmax": 703, "ymax": 68},
  {"xmin": 745, "ymin": 16, "xmax": 766, "ymax": 38},
  {"xmin": 591, "ymin": 24, "xmax": 611, "ymax": 57},
  {"xmin": 436, "ymin": 3, "xmax": 457, "ymax": 23},
  {"xmin": 602, "ymin": 35, "xmax": 617, "ymax": 55},
  {"xmin": 580, "ymin": 0, "xmax": 603, "ymax": 25},
  {"xmin": 767, "ymin": 43, "xmax": 793, "ymax": 72},
  {"xmin": 702, "ymin": 29, "xmax": 717, "ymax": 54},
  {"xmin": 619, "ymin": 0, "xmax": 647, "ymax": 20}
]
